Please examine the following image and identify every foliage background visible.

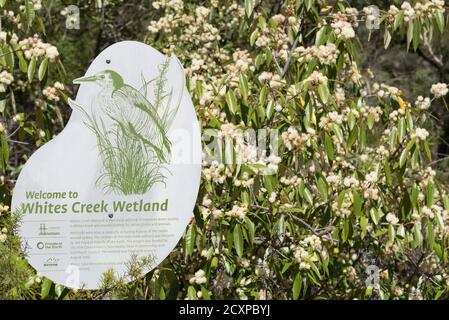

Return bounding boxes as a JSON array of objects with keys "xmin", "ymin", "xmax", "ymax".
[{"xmin": 1, "ymin": 0, "xmax": 449, "ymax": 300}]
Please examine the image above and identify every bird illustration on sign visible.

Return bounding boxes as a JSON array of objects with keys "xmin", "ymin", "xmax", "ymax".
[{"xmin": 68, "ymin": 56, "xmax": 183, "ymax": 195}]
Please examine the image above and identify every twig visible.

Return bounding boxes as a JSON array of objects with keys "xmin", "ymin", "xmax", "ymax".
[{"xmin": 280, "ymin": 28, "xmax": 302, "ymax": 79}]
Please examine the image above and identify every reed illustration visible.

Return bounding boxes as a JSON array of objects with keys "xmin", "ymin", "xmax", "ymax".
[{"xmin": 69, "ymin": 57, "xmax": 182, "ymax": 195}]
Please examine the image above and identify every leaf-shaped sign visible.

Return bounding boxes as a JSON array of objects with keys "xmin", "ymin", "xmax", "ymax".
[{"xmin": 11, "ymin": 41, "xmax": 202, "ymax": 289}]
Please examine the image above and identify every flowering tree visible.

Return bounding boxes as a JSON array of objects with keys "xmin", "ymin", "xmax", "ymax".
[{"xmin": 2, "ymin": 0, "xmax": 449, "ymax": 300}]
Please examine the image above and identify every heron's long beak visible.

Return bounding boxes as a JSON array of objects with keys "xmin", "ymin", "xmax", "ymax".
[{"xmin": 73, "ymin": 75, "xmax": 97, "ymax": 84}]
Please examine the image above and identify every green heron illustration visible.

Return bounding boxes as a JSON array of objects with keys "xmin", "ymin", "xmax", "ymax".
[{"xmin": 69, "ymin": 57, "xmax": 182, "ymax": 195}]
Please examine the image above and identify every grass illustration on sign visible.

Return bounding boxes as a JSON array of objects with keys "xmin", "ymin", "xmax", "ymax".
[{"xmin": 69, "ymin": 57, "xmax": 182, "ymax": 195}]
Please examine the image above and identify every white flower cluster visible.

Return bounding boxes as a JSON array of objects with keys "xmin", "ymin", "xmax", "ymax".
[
  {"xmin": 255, "ymin": 34, "xmax": 271, "ymax": 48},
  {"xmin": 415, "ymin": 0, "xmax": 445, "ymax": 18},
  {"xmin": 258, "ymin": 71, "xmax": 285, "ymax": 90},
  {"xmin": 293, "ymin": 245, "xmax": 318, "ymax": 270},
  {"xmin": 306, "ymin": 71, "xmax": 328, "ymax": 86},
  {"xmin": 346, "ymin": 61, "xmax": 362, "ymax": 83},
  {"xmin": 152, "ymin": 0, "xmax": 184, "ymax": 11},
  {"xmin": 364, "ymin": 187, "xmax": 380, "ymax": 201},
  {"xmin": 296, "ymin": 43, "xmax": 340, "ymax": 65},
  {"xmin": 0, "ymin": 203, "xmax": 9, "ymax": 216},
  {"xmin": 431, "ymin": 83, "xmax": 448, "ymax": 98},
  {"xmin": 42, "ymin": 82, "xmax": 64, "ymax": 102},
  {"xmin": 360, "ymin": 105, "xmax": 383, "ymax": 122},
  {"xmin": 415, "ymin": 96, "xmax": 431, "ymax": 110},
  {"xmin": 266, "ymin": 154, "xmax": 281, "ymax": 172},
  {"xmin": 268, "ymin": 192, "xmax": 277, "ymax": 203},
  {"xmin": 229, "ymin": 49, "xmax": 254, "ymax": 76},
  {"xmin": 19, "ymin": 35, "xmax": 59, "ymax": 61},
  {"xmin": 386, "ymin": 212, "xmax": 399, "ymax": 225},
  {"xmin": 281, "ymin": 127, "xmax": 316, "ymax": 150},
  {"xmin": 389, "ymin": 1, "xmax": 446, "ymax": 23},
  {"xmin": 234, "ymin": 172, "xmax": 254, "ymax": 188},
  {"xmin": 388, "ymin": 108, "xmax": 406, "ymax": 122},
  {"xmin": 343, "ymin": 176, "xmax": 359, "ymax": 188},
  {"xmin": 225, "ymin": 203, "xmax": 248, "ymax": 220},
  {"xmin": 280, "ymin": 175, "xmax": 302, "ymax": 187},
  {"xmin": 332, "ymin": 192, "xmax": 352, "ymax": 217},
  {"xmin": 0, "ymin": 70, "xmax": 14, "ymax": 85},
  {"xmin": 412, "ymin": 128, "xmax": 430, "ymax": 141},
  {"xmin": 189, "ymin": 269, "xmax": 207, "ymax": 285},
  {"xmin": 319, "ymin": 111, "xmax": 343, "ymax": 130},
  {"xmin": 303, "ymin": 235, "xmax": 322, "ymax": 251},
  {"xmin": 331, "ymin": 20, "xmax": 355, "ymax": 40},
  {"xmin": 235, "ymin": 142, "xmax": 258, "ymax": 165},
  {"xmin": 203, "ymin": 161, "xmax": 228, "ymax": 184},
  {"xmin": 0, "ymin": 227, "xmax": 8, "ymax": 243},
  {"xmin": 401, "ymin": 2, "xmax": 416, "ymax": 21},
  {"xmin": 0, "ymin": 227, "xmax": 7, "ymax": 243},
  {"xmin": 422, "ymin": 204, "xmax": 444, "ymax": 220},
  {"xmin": 372, "ymin": 83, "xmax": 402, "ymax": 98}
]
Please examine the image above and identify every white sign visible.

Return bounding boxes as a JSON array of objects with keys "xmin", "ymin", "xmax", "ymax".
[{"xmin": 12, "ymin": 41, "xmax": 202, "ymax": 289}]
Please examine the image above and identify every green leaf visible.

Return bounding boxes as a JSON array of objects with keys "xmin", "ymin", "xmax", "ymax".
[
  {"xmin": 412, "ymin": 19, "xmax": 420, "ymax": 51},
  {"xmin": 303, "ymin": 187, "xmax": 313, "ymax": 205},
  {"xmin": 225, "ymin": 89, "xmax": 238, "ymax": 115},
  {"xmin": 413, "ymin": 222, "xmax": 423, "ymax": 247},
  {"xmin": 244, "ymin": 217, "xmax": 255, "ymax": 245},
  {"xmin": 201, "ymin": 287, "xmax": 211, "ymax": 300},
  {"xmin": 435, "ymin": 10, "xmax": 445, "ymax": 33},
  {"xmin": 55, "ymin": 284, "xmax": 66, "ymax": 299},
  {"xmin": 95, "ymin": 0, "xmax": 103, "ymax": 9},
  {"xmin": 0, "ymin": 0, "xmax": 7, "ymax": 8},
  {"xmin": 427, "ymin": 222, "xmax": 435, "ymax": 249},
  {"xmin": 324, "ymin": 134, "xmax": 334, "ymax": 161},
  {"xmin": 244, "ymin": 0, "xmax": 254, "ymax": 18},
  {"xmin": 250, "ymin": 30, "xmax": 259, "ymax": 46},
  {"xmin": 352, "ymin": 191, "xmax": 363, "ymax": 217},
  {"xmin": 305, "ymin": 0, "xmax": 313, "ymax": 11},
  {"xmin": 187, "ymin": 286, "xmax": 198, "ymax": 300},
  {"xmin": 2, "ymin": 45, "xmax": 14, "ymax": 70},
  {"xmin": 293, "ymin": 273, "xmax": 301, "ymax": 300},
  {"xmin": 367, "ymin": 113, "xmax": 375, "ymax": 129},
  {"xmin": 17, "ymin": 52, "xmax": 28, "ymax": 73},
  {"xmin": 27, "ymin": 58, "xmax": 37, "ymax": 82},
  {"xmin": 185, "ymin": 224, "xmax": 196, "ymax": 257},
  {"xmin": 25, "ymin": 0, "xmax": 35, "ymax": 26},
  {"xmin": 266, "ymin": 100, "xmax": 274, "ymax": 119},
  {"xmin": 388, "ymin": 224, "xmax": 396, "ymax": 244},
  {"xmin": 224, "ymin": 136, "xmax": 235, "ymax": 165},
  {"xmin": 239, "ymin": 74, "xmax": 249, "ymax": 102},
  {"xmin": 393, "ymin": 11, "xmax": 404, "ymax": 31},
  {"xmin": 0, "ymin": 84, "xmax": 6, "ymax": 113},
  {"xmin": 317, "ymin": 84, "xmax": 329, "ymax": 103},
  {"xmin": 398, "ymin": 117, "xmax": 406, "ymax": 142},
  {"xmin": 370, "ymin": 208, "xmax": 380, "ymax": 225},
  {"xmin": 406, "ymin": 20, "xmax": 413, "ymax": 51},
  {"xmin": 41, "ymin": 278, "xmax": 53, "ymax": 299},
  {"xmin": 233, "ymin": 224, "xmax": 244, "ymax": 258},
  {"xmin": 360, "ymin": 216, "xmax": 368, "ymax": 238},
  {"xmin": 399, "ymin": 148, "xmax": 409, "ymax": 168},
  {"xmin": 426, "ymin": 181, "xmax": 434, "ymax": 207},
  {"xmin": 316, "ymin": 177, "xmax": 328, "ymax": 202},
  {"xmin": 384, "ymin": 28, "xmax": 392, "ymax": 49},
  {"xmin": 0, "ymin": 133, "xmax": 9, "ymax": 171},
  {"xmin": 38, "ymin": 58, "xmax": 48, "ymax": 81}
]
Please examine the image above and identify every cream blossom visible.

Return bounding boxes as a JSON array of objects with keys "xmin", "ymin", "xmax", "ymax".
[{"xmin": 431, "ymin": 83, "xmax": 448, "ymax": 98}]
